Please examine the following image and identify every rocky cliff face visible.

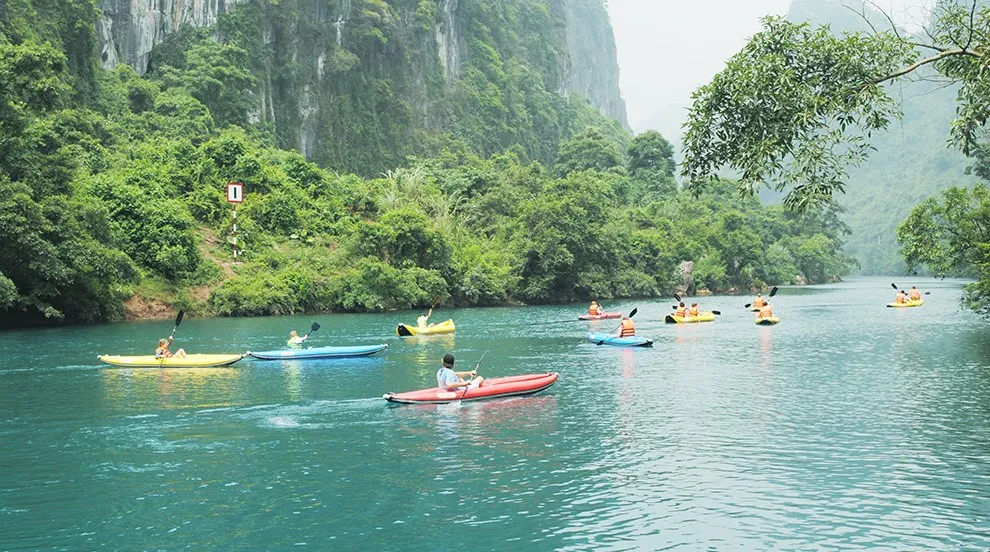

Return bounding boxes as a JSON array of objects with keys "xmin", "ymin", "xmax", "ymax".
[
  {"xmin": 97, "ymin": 0, "xmax": 242, "ymax": 71},
  {"xmin": 560, "ymin": 0, "xmax": 628, "ymax": 128},
  {"xmin": 96, "ymin": 0, "xmax": 627, "ymax": 173}
]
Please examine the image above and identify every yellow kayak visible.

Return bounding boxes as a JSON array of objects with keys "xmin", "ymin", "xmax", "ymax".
[
  {"xmin": 755, "ymin": 317, "xmax": 780, "ymax": 326},
  {"xmin": 395, "ymin": 319, "xmax": 456, "ymax": 337},
  {"xmin": 665, "ymin": 312, "xmax": 716, "ymax": 324},
  {"xmin": 97, "ymin": 354, "xmax": 245, "ymax": 368},
  {"xmin": 887, "ymin": 299, "xmax": 923, "ymax": 308}
]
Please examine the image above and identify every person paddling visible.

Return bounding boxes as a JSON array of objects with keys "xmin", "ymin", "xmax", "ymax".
[
  {"xmin": 287, "ymin": 330, "xmax": 308, "ymax": 348},
  {"xmin": 675, "ymin": 302, "xmax": 688, "ymax": 318},
  {"xmin": 589, "ymin": 301, "xmax": 604, "ymax": 316},
  {"xmin": 155, "ymin": 337, "xmax": 186, "ymax": 359},
  {"xmin": 908, "ymin": 286, "xmax": 922, "ymax": 301},
  {"xmin": 618, "ymin": 316, "xmax": 636, "ymax": 337},
  {"xmin": 688, "ymin": 302, "xmax": 700, "ymax": 317},
  {"xmin": 417, "ymin": 308, "xmax": 435, "ymax": 329},
  {"xmin": 894, "ymin": 289, "xmax": 908, "ymax": 304},
  {"xmin": 753, "ymin": 293, "xmax": 766, "ymax": 309},
  {"xmin": 756, "ymin": 303, "xmax": 774, "ymax": 320},
  {"xmin": 436, "ymin": 353, "xmax": 484, "ymax": 391}
]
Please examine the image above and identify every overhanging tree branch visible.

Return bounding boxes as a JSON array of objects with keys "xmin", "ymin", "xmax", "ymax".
[{"xmin": 869, "ymin": 48, "xmax": 983, "ymax": 85}]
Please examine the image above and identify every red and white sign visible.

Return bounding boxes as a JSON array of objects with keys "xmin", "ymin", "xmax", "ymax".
[{"xmin": 226, "ymin": 182, "xmax": 244, "ymax": 203}]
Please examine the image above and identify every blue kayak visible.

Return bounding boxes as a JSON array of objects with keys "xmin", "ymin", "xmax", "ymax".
[
  {"xmin": 247, "ymin": 344, "xmax": 388, "ymax": 360},
  {"xmin": 587, "ymin": 333, "xmax": 653, "ymax": 348}
]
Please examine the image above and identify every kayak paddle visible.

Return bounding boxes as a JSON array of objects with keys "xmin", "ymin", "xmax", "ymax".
[
  {"xmin": 892, "ymin": 282, "xmax": 931, "ymax": 295},
  {"xmin": 596, "ymin": 308, "xmax": 638, "ymax": 345},
  {"xmin": 306, "ymin": 322, "xmax": 320, "ymax": 338},
  {"xmin": 459, "ymin": 350, "xmax": 489, "ymax": 400},
  {"xmin": 159, "ymin": 310, "xmax": 185, "ymax": 368}
]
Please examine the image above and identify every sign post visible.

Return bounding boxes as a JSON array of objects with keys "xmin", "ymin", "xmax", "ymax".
[{"xmin": 226, "ymin": 182, "xmax": 244, "ymax": 262}]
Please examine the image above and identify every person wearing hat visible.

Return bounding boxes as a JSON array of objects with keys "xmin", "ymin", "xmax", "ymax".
[{"xmin": 436, "ymin": 353, "xmax": 484, "ymax": 391}]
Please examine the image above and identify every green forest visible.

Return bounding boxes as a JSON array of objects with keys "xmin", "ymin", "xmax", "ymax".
[
  {"xmin": 0, "ymin": 0, "xmax": 855, "ymax": 326},
  {"xmin": 683, "ymin": 0, "xmax": 990, "ymax": 316}
]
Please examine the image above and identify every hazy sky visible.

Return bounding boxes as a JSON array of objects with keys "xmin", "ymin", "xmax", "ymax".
[{"xmin": 607, "ymin": 0, "xmax": 935, "ymax": 130}]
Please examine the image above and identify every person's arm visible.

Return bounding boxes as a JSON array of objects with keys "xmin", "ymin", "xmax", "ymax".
[{"xmin": 455, "ymin": 370, "xmax": 477, "ymax": 378}]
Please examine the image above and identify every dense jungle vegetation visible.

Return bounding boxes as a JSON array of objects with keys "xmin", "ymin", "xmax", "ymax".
[{"xmin": 0, "ymin": 0, "xmax": 854, "ymax": 325}]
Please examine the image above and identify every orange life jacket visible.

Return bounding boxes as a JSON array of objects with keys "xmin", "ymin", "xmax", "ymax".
[
  {"xmin": 676, "ymin": 306, "xmax": 687, "ymax": 317},
  {"xmin": 620, "ymin": 319, "xmax": 635, "ymax": 337},
  {"xmin": 909, "ymin": 290, "xmax": 921, "ymax": 300},
  {"xmin": 689, "ymin": 306, "xmax": 700, "ymax": 316},
  {"xmin": 754, "ymin": 297, "xmax": 765, "ymax": 308},
  {"xmin": 758, "ymin": 305, "xmax": 773, "ymax": 319},
  {"xmin": 589, "ymin": 304, "xmax": 600, "ymax": 315}
]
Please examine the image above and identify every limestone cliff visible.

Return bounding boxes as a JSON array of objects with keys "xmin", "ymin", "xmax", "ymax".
[{"xmin": 96, "ymin": 0, "xmax": 628, "ymax": 174}]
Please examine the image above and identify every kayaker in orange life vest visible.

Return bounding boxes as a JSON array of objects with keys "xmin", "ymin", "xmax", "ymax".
[
  {"xmin": 894, "ymin": 289, "xmax": 907, "ymax": 304},
  {"xmin": 688, "ymin": 303, "xmax": 700, "ymax": 317},
  {"xmin": 675, "ymin": 302, "xmax": 688, "ymax": 318},
  {"xmin": 619, "ymin": 316, "xmax": 636, "ymax": 337},
  {"xmin": 908, "ymin": 286, "xmax": 922, "ymax": 301},
  {"xmin": 757, "ymin": 303, "xmax": 774, "ymax": 320},
  {"xmin": 753, "ymin": 293, "xmax": 766, "ymax": 308},
  {"xmin": 589, "ymin": 301, "xmax": 603, "ymax": 316}
]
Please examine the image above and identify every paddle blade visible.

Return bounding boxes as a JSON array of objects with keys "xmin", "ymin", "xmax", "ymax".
[
  {"xmin": 925, "ymin": 292, "xmax": 931, "ymax": 295},
  {"xmin": 769, "ymin": 287, "xmax": 778, "ymax": 298},
  {"xmin": 628, "ymin": 308, "xmax": 638, "ymax": 318},
  {"xmin": 474, "ymin": 350, "xmax": 489, "ymax": 371},
  {"xmin": 890, "ymin": 283, "xmax": 899, "ymax": 290},
  {"xmin": 174, "ymin": 310, "xmax": 185, "ymax": 327},
  {"xmin": 744, "ymin": 303, "xmax": 752, "ymax": 308},
  {"xmin": 311, "ymin": 322, "xmax": 321, "ymax": 333},
  {"xmin": 673, "ymin": 294, "xmax": 681, "ymax": 302},
  {"xmin": 712, "ymin": 310, "xmax": 721, "ymax": 315}
]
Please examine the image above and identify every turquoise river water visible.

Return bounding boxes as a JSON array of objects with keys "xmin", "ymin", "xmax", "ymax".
[{"xmin": 2, "ymin": 277, "xmax": 990, "ymax": 550}]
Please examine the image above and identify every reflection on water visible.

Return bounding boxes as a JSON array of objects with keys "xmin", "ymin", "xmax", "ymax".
[{"xmin": 101, "ymin": 367, "xmax": 244, "ymax": 410}]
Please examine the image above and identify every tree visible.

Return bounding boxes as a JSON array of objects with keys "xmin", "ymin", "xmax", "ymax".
[
  {"xmin": 556, "ymin": 126, "xmax": 624, "ymax": 175},
  {"xmin": 158, "ymin": 40, "xmax": 256, "ymax": 127},
  {"xmin": 898, "ymin": 184, "xmax": 990, "ymax": 315},
  {"xmin": 628, "ymin": 130, "xmax": 675, "ymax": 176},
  {"xmin": 626, "ymin": 131, "xmax": 678, "ymax": 201},
  {"xmin": 680, "ymin": 3, "xmax": 990, "ymax": 209}
]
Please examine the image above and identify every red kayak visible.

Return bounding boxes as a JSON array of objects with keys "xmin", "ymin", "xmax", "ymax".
[
  {"xmin": 578, "ymin": 312, "xmax": 622, "ymax": 320},
  {"xmin": 383, "ymin": 373, "xmax": 559, "ymax": 404}
]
